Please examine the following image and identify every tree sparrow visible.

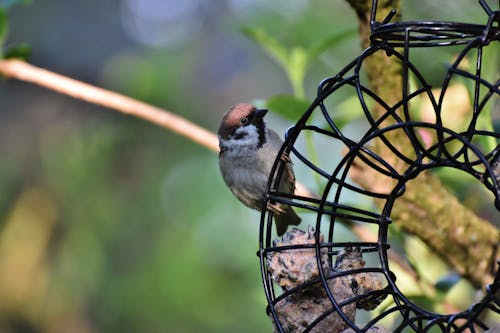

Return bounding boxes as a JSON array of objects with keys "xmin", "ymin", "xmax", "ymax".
[{"xmin": 218, "ymin": 103, "xmax": 301, "ymax": 235}]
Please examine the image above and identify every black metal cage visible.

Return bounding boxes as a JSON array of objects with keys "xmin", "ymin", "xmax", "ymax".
[{"xmin": 259, "ymin": 1, "xmax": 500, "ymax": 332}]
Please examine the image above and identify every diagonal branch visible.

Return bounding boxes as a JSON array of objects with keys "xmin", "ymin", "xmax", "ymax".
[{"xmin": 0, "ymin": 59, "xmax": 220, "ymax": 152}]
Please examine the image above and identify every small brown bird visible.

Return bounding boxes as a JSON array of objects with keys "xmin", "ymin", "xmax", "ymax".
[{"xmin": 218, "ymin": 103, "xmax": 301, "ymax": 235}]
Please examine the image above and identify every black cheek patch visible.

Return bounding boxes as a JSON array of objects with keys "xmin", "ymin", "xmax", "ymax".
[
  {"xmin": 256, "ymin": 120, "xmax": 267, "ymax": 148},
  {"xmin": 233, "ymin": 130, "xmax": 247, "ymax": 140}
]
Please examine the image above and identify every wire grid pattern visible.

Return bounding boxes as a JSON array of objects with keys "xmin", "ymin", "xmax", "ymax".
[{"xmin": 259, "ymin": 1, "xmax": 500, "ymax": 332}]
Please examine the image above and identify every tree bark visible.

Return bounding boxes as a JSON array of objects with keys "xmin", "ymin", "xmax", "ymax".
[{"xmin": 345, "ymin": 0, "xmax": 499, "ymax": 288}]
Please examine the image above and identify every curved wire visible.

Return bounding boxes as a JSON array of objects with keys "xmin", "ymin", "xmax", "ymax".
[{"xmin": 260, "ymin": 1, "xmax": 500, "ymax": 332}]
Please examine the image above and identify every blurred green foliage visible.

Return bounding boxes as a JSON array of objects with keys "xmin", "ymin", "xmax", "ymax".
[
  {"xmin": 0, "ymin": 0, "xmax": 498, "ymax": 333},
  {"xmin": 243, "ymin": 26, "xmax": 355, "ymax": 99},
  {"xmin": 0, "ymin": 0, "xmax": 31, "ymax": 8},
  {"xmin": 0, "ymin": 8, "xmax": 8, "ymax": 56},
  {"xmin": 0, "ymin": 0, "xmax": 30, "ymax": 59}
]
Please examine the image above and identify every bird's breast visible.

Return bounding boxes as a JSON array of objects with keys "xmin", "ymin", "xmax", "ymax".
[{"xmin": 220, "ymin": 150, "xmax": 268, "ymax": 187}]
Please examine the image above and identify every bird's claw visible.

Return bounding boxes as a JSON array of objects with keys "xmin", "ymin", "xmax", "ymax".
[
  {"xmin": 267, "ymin": 202, "xmax": 286, "ymax": 215},
  {"xmin": 280, "ymin": 152, "xmax": 292, "ymax": 164}
]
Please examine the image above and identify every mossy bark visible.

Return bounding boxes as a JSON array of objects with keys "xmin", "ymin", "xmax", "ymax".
[{"xmin": 345, "ymin": 0, "xmax": 499, "ymax": 288}]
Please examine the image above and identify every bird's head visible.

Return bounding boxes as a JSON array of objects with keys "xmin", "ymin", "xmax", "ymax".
[{"xmin": 218, "ymin": 103, "xmax": 268, "ymax": 151}]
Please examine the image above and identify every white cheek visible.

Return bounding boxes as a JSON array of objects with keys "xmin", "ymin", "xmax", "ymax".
[
  {"xmin": 220, "ymin": 125, "xmax": 260, "ymax": 149},
  {"xmin": 235, "ymin": 125, "xmax": 259, "ymax": 145}
]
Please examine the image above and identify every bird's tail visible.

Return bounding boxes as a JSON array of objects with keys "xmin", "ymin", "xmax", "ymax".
[{"xmin": 275, "ymin": 206, "xmax": 301, "ymax": 236}]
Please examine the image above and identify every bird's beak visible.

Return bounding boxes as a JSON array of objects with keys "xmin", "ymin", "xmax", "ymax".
[{"xmin": 254, "ymin": 108, "xmax": 268, "ymax": 119}]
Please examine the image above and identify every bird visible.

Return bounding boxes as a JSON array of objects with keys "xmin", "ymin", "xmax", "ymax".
[{"xmin": 218, "ymin": 103, "xmax": 301, "ymax": 236}]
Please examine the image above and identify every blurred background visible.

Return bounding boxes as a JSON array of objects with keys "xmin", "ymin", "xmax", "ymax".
[{"xmin": 0, "ymin": 1, "xmax": 497, "ymax": 332}]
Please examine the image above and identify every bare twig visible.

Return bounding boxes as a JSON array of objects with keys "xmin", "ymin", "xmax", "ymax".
[{"xmin": 0, "ymin": 59, "xmax": 220, "ymax": 152}]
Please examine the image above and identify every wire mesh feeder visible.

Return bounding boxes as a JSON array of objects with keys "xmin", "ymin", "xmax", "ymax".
[{"xmin": 259, "ymin": 1, "xmax": 500, "ymax": 332}]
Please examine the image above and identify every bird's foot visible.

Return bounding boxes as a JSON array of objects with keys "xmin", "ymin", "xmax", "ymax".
[
  {"xmin": 280, "ymin": 152, "xmax": 292, "ymax": 164},
  {"xmin": 267, "ymin": 202, "xmax": 286, "ymax": 215}
]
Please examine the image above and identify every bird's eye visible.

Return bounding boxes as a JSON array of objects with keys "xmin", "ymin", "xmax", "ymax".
[{"xmin": 240, "ymin": 117, "xmax": 249, "ymax": 125}]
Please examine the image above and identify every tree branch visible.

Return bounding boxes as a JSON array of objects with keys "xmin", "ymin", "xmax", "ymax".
[{"xmin": 0, "ymin": 59, "xmax": 220, "ymax": 152}]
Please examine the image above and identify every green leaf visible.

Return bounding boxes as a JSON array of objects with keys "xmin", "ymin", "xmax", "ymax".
[
  {"xmin": 406, "ymin": 295, "xmax": 442, "ymax": 312},
  {"xmin": 243, "ymin": 27, "xmax": 310, "ymax": 98},
  {"xmin": 4, "ymin": 42, "xmax": 30, "ymax": 60},
  {"xmin": 244, "ymin": 27, "xmax": 357, "ymax": 99},
  {"xmin": 288, "ymin": 47, "xmax": 308, "ymax": 98},
  {"xmin": 444, "ymin": 278, "xmax": 475, "ymax": 310},
  {"xmin": 242, "ymin": 26, "xmax": 289, "ymax": 71},
  {"xmin": 266, "ymin": 94, "xmax": 310, "ymax": 121},
  {"xmin": 307, "ymin": 29, "xmax": 357, "ymax": 61},
  {"xmin": 328, "ymin": 94, "xmax": 368, "ymax": 128},
  {"xmin": 405, "ymin": 236, "xmax": 449, "ymax": 287}
]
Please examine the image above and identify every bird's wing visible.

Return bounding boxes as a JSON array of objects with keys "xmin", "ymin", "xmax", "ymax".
[{"xmin": 263, "ymin": 129, "xmax": 296, "ymax": 195}]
